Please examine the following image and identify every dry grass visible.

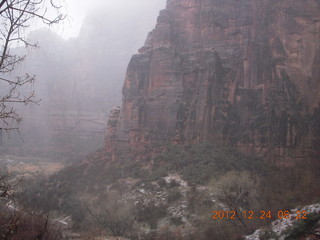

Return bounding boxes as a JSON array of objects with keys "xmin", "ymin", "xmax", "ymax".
[
  {"xmin": 2, "ymin": 155, "xmax": 65, "ymax": 177},
  {"xmin": 9, "ymin": 162, "xmax": 64, "ymax": 176}
]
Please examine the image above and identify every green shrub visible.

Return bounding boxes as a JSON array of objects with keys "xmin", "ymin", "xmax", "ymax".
[
  {"xmin": 147, "ymin": 166, "xmax": 168, "ymax": 181},
  {"xmin": 170, "ymin": 216, "xmax": 183, "ymax": 226},
  {"xmin": 167, "ymin": 188, "xmax": 182, "ymax": 203},
  {"xmin": 136, "ymin": 203, "xmax": 167, "ymax": 229},
  {"xmin": 157, "ymin": 178, "xmax": 166, "ymax": 188},
  {"xmin": 146, "ymin": 142, "xmax": 265, "ymax": 185},
  {"xmin": 168, "ymin": 179, "xmax": 180, "ymax": 188}
]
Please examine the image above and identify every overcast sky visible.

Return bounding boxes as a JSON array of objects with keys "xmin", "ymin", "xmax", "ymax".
[{"xmin": 52, "ymin": 0, "xmax": 166, "ymax": 39}]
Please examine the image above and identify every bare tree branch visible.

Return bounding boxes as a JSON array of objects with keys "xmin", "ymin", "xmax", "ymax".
[{"xmin": 0, "ymin": 0, "xmax": 65, "ymax": 133}]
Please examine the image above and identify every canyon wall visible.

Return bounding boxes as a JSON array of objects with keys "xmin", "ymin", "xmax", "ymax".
[{"xmin": 109, "ymin": 0, "xmax": 320, "ymax": 161}]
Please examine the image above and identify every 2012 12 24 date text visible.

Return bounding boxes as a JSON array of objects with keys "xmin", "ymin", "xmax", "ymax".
[{"xmin": 211, "ymin": 210, "xmax": 309, "ymax": 220}]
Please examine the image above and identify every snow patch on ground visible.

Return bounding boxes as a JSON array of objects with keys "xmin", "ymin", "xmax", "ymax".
[{"xmin": 245, "ymin": 203, "xmax": 320, "ymax": 240}]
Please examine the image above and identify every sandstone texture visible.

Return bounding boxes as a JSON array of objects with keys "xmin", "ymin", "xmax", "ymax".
[{"xmin": 109, "ymin": 0, "xmax": 320, "ymax": 161}]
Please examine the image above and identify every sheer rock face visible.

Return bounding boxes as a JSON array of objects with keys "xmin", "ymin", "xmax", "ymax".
[{"xmin": 111, "ymin": 0, "xmax": 320, "ymax": 160}]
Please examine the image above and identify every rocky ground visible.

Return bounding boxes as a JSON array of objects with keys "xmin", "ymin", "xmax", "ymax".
[{"xmin": 245, "ymin": 204, "xmax": 320, "ymax": 240}]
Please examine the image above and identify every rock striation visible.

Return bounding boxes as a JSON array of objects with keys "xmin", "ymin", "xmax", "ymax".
[{"xmin": 108, "ymin": 0, "xmax": 320, "ymax": 162}]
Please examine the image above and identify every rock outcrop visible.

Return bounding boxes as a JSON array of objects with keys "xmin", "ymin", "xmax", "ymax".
[
  {"xmin": 105, "ymin": 106, "xmax": 121, "ymax": 159},
  {"xmin": 110, "ymin": 0, "xmax": 320, "ymax": 162}
]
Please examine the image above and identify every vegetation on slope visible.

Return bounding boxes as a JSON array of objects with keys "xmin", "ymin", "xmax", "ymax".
[{"xmin": 16, "ymin": 142, "xmax": 320, "ymax": 240}]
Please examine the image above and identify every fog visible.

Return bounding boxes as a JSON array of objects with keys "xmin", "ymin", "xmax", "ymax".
[
  {"xmin": 0, "ymin": 0, "xmax": 166, "ymax": 161},
  {"xmin": 57, "ymin": 0, "xmax": 166, "ymax": 39}
]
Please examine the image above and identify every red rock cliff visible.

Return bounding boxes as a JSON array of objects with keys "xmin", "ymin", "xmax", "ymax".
[{"xmin": 109, "ymin": 0, "xmax": 320, "ymax": 161}]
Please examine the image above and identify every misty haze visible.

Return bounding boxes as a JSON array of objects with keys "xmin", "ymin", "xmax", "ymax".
[{"xmin": 0, "ymin": 0, "xmax": 319, "ymax": 240}]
